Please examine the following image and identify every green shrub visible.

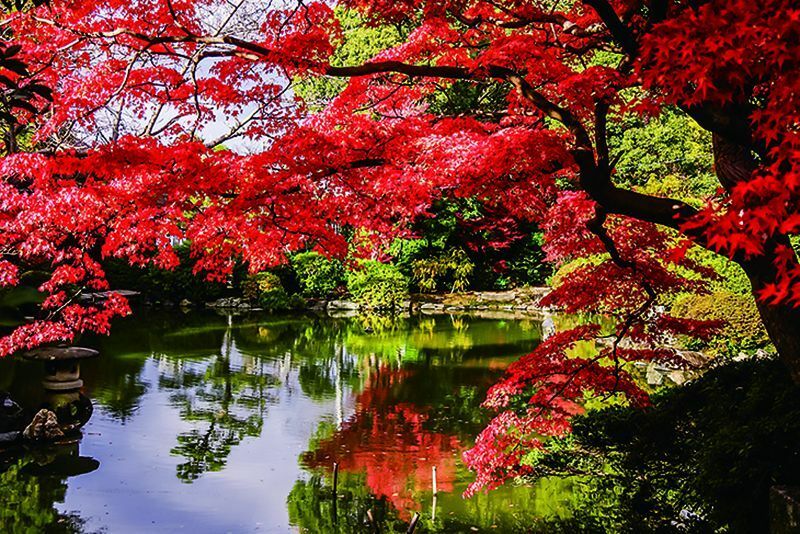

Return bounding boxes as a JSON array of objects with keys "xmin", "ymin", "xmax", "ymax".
[
  {"xmin": 290, "ymin": 251, "xmax": 345, "ymax": 299},
  {"xmin": 550, "ymin": 358, "xmax": 800, "ymax": 532},
  {"xmin": 695, "ymin": 248, "xmax": 752, "ymax": 295},
  {"xmin": 387, "ymin": 238, "xmax": 427, "ymax": 279},
  {"xmin": 411, "ymin": 248, "xmax": 474, "ymax": 293},
  {"xmin": 611, "ymin": 108, "xmax": 715, "ymax": 199},
  {"xmin": 243, "ymin": 272, "xmax": 298, "ymax": 311},
  {"xmin": 346, "ymin": 260, "xmax": 408, "ymax": 309},
  {"xmin": 504, "ymin": 232, "xmax": 552, "ymax": 287},
  {"xmin": 670, "ymin": 290, "xmax": 770, "ymax": 356}
]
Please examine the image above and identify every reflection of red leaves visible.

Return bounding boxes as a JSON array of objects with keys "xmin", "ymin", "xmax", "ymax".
[{"xmin": 302, "ymin": 368, "xmax": 460, "ymax": 519}]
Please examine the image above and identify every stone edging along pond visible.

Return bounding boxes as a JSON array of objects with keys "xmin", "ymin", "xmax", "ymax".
[{"xmin": 207, "ymin": 287, "xmax": 555, "ymax": 316}]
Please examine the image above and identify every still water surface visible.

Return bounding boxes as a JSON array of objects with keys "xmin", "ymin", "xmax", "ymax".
[{"xmin": 0, "ymin": 311, "xmax": 584, "ymax": 532}]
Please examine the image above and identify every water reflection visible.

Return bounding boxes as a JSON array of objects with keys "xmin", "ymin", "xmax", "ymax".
[
  {"xmin": 301, "ymin": 366, "xmax": 463, "ymax": 518},
  {"xmin": 0, "ymin": 310, "xmax": 567, "ymax": 532},
  {"xmin": 1, "ymin": 442, "xmax": 98, "ymax": 533}
]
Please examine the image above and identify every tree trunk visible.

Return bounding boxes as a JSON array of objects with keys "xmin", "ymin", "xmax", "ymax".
[
  {"xmin": 739, "ymin": 246, "xmax": 800, "ymax": 382},
  {"xmin": 713, "ymin": 133, "xmax": 800, "ymax": 382},
  {"xmin": 756, "ymin": 302, "xmax": 800, "ymax": 383}
]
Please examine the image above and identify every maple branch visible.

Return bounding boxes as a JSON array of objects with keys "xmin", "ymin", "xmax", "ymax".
[
  {"xmin": 571, "ymin": 148, "xmax": 705, "ymax": 253},
  {"xmin": 325, "ymin": 61, "xmax": 594, "ymax": 149},
  {"xmin": 582, "ymin": 0, "xmax": 638, "ymax": 56},
  {"xmin": 33, "ymin": 16, "xmax": 595, "ymax": 149},
  {"xmin": 594, "ymin": 101, "xmax": 610, "ymax": 169},
  {"xmin": 580, "ymin": 168, "xmax": 698, "ymax": 232},
  {"xmin": 576, "ymin": 2, "xmax": 759, "ymax": 152},
  {"xmin": 684, "ymin": 103, "xmax": 758, "ymax": 154}
]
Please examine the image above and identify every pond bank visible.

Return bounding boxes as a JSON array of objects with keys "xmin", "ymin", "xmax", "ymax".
[{"xmin": 207, "ymin": 287, "xmax": 554, "ymax": 316}]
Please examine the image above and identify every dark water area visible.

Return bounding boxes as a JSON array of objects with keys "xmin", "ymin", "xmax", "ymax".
[{"xmin": 0, "ymin": 311, "xmax": 588, "ymax": 532}]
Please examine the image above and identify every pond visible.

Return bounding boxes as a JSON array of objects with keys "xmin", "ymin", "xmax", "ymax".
[{"xmin": 0, "ymin": 310, "xmax": 591, "ymax": 533}]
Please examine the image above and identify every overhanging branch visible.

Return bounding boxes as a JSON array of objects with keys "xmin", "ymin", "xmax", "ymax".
[{"xmin": 582, "ymin": 0, "xmax": 638, "ymax": 56}]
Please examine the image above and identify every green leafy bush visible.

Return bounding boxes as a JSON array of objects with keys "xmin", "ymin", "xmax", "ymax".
[
  {"xmin": 411, "ymin": 248, "xmax": 474, "ymax": 293},
  {"xmin": 611, "ymin": 108, "xmax": 715, "ymax": 200},
  {"xmin": 346, "ymin": 260, "xmax": 408, "ymax": 309},
  {"xmin": 670, "ymin": 290, "xmax": 770, "ymax": 355},
  {"xmin": 504, "ymin": 232, "xmax": 552, "ymax": 287},
  {"xmin": 694, "ymin": 248, "xmax": 752, "ymax": 295},
  {"xmin": 290, "ymin": 251, "xmax": 345, "ymax": 299},
  {"xmin": 243, "ymin": 272, "xmax": 299, "ymax": 311},
  {"xmin": 388, "ymin": 238, "xmax": 426, "ymax": 279}
]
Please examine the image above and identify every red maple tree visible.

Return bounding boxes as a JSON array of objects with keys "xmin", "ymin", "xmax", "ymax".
[{"xmin": 1, "ymin": 0, "xmax": 799, "ymax": 494}]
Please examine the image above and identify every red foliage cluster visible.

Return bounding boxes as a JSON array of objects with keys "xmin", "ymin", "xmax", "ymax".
[{"xmin": 1, "ymin": 0, "xmax": 798, "ymax": 495}]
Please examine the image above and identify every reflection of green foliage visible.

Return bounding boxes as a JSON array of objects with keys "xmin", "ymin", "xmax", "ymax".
[
  {"xmin": 346, "ymin": 260, "xmax": 409, "ymax": 309},
  {"xmin": 0, "ymin": 458, "xmax": 87, "ymax": 533},
  {"xmin": 426, "ymin": 385, "xmax": 487, "ymax": 437},
  {"xmin": 165, "ymin": 353, "xmax": 273, "ymax": 482},
  {"xmin": 522, "ymin": 358, "xmax": 800, "ymax": 532},
  {"xmin": 287, "ymin": 471, "xmax": 590, "ymax": 533},
  {"xmin": 89, "ymin": 371, "xmax": 147, "ymax": 421},
  {"xmin": 294, "ymin": 452, "xmax": 602, "ymax": 533},
  {"xmin": 0, "ymin": 460, "xmax": 60, "ymax": 532},
  {"xmin": 298, "ymin": 360, "xmax": 337, "ymax": 400},
  {"xmin": 305, "ymin": 419, "xmax": 337, "ymax": 453},
  {"xmin": 287, "ymin": 474, "xmax": 407, "ymax": 533},
  {"xmin": 291, "ymin": 251, "xmax": 345, "ymax": 299},
  {"xmin": 171, "ymin": 410, "xmax": 262, "ymax": 482},
  {"xmin": 354, "ymin": 312, "xmax": 406, "ymax": 334},
  {"xmin": 342, "ymin": 316, "xmax": 539, "ymax": 364}
]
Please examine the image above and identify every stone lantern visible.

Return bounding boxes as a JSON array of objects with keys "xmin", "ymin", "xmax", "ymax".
[{"xmin": 22, "ymin": 346, "xmax": 98, "ymax": 435}]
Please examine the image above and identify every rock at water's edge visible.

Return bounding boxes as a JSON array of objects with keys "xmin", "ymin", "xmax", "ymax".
[{"xmin": 22, "ymin": 409, "xmax": 65, "ymax": 442}]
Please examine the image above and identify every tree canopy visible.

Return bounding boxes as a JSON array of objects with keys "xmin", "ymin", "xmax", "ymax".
[{"xmin": 0, "ymin": 0, "xmax": 799, "ymax": 495}]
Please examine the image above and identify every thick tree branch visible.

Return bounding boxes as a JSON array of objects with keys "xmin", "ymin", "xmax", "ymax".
[
  {"xmin": 33, "ymin": 16, "xmax": 594, "ymax": 150},
  {"xmin": 594, "ymin": 101, "xmax": 610, "ymax": 169},
  {"xmin": 684, "ymin": 103, "xmax": 759, "ymax": 155},
  {"xmin": 327, "ymin": 62, "xmax": 596, "ymax": 149},
  {"xmin": 572, "ymin": 150, "xmax": 699, "ymax": 236},
  {"xmin": 582, "ymin": 0, "xmax": 638, "ymax": 56}
]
